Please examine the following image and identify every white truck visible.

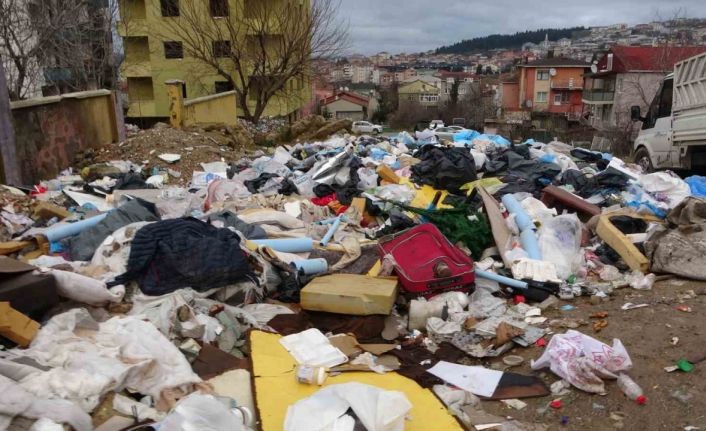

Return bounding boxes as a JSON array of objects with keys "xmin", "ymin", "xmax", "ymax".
[{"xmin": 631, "ymin": 52, "xmax": 706, "ymax": 172}]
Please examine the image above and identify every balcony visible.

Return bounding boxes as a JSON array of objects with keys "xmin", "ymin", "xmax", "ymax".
[
  {"xmin": 551, "ymin": 78, "xmax": 583, "ymax": 90},
  {"xmin": 582, "ymin": 89, "xmax": 615, "ymax": 104}
]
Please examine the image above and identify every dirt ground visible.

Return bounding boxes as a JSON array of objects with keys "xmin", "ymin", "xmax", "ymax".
[{"xmin": 477, "ymin": 278, "xmax": 706, "ymax": 431}]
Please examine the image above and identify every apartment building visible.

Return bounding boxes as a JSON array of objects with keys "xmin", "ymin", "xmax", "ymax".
[{"xmin": 118, "ymin": 0, "xmax": 311, "ymax": 120}]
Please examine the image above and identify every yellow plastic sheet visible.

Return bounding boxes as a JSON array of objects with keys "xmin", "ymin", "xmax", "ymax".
[
  {"xmin": 250, "ymin": 330, "xmax": 463, "ymax": 431},
  {"xmin": 460, "ymin": 177, "xmax": 504, "ymax": 196},
  {"xmin": 398, "ymin": 178, "xmax": 452, "ymax": 210}
]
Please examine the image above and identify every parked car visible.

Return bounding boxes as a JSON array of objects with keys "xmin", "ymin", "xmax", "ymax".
[
  {"xmin": 429, "ymin": 120, "xmax": 445, "ymax": 129},
  {"xmin": 351, "ymin": 121, "xmax": 383, "ymax": 135},
  {"xmin": 434, "ymin": 126, "xmax": 464, "ymax": 141}
]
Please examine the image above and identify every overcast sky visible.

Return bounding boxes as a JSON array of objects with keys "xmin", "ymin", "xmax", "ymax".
[{"xmin": 336, "ymin": 0, "xmax": 706, "ymax": 55}]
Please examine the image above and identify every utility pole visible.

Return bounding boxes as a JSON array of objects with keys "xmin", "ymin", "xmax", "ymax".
[{"xmin": 0, "ymin": 57, "xmax": 21, "ymax": 185}]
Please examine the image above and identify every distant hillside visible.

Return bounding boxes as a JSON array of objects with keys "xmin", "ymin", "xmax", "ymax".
[{"xmin": 436, "ymin": 27, "xmax": 587, "ymax": 54}]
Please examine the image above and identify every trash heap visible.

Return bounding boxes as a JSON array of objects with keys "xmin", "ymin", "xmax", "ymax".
[{"xmin": 2, "ymin": 119, "xmax": 706, "ymax": 430}]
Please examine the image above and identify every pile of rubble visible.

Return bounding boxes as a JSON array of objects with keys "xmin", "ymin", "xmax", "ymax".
[{"xmin": 2, "ymin": 122, "xmax": 706, "ymax": 430}]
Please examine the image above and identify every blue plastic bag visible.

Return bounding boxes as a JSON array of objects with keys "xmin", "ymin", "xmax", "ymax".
[{"xmin": 686, "ymin": 176, "xmax": 706, "ymax": 198}]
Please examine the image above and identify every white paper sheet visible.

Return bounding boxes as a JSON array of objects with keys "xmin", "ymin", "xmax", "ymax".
[{"xmin": 426, "ymin": 361, "xmax": 503, "ymax": 397}]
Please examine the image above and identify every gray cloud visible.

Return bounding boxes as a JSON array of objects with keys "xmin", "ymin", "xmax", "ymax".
[{"xmin": 336, "ymin": 0, "xmax": 706, "ymax": 54}]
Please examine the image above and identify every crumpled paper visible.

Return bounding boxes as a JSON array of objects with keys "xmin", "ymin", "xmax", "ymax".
[{"xmin": 530, "ymin": 330, "xmax": 632, "ymax": 394}]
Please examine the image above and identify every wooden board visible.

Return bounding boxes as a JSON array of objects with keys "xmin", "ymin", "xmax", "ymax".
[
  {"xmin": 596, "ymin": 215, "xmax": 650, "ymax": 272},
  {"xmin": 250, "ymin": 330, "xmax": 463, "ymax": 431},
  {"xmin": 300, "ymin": 274, "xmax": 398, "ymax": 316}
]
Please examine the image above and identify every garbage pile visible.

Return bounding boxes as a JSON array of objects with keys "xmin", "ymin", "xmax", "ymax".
[{"xmin": 2, "ymin": 121, "xmax": 706, "ymax": 430}]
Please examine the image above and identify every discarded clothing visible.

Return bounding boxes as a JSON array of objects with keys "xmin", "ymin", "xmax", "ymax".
[
  {"xmin": 207, "ymin": 210, "xmax": 267, "ymax": 239},
  {"xmin": 62, "ymin": 198, "xmax": 159, "ymax": 261},
  {"xmin": 411, "ymin": 146, "xmax": 477, "ymax": 194},
  {"xmin": 111, "ymin": 218, "xmax": 254, "ymax": 295}
]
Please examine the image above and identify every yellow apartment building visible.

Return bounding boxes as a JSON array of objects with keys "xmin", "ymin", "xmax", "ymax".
[{"xmin": 117, "ymin": 0, "xmax": 311, "ymax": 121}]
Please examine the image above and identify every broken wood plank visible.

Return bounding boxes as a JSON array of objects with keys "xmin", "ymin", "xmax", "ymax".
[
  {"xmin": 596, "ymin": 215, "xmax": 650, "ymax": 272},
  {"xmin": 478, "ymin": 186, "xmax": 512, "ymax": 267}
]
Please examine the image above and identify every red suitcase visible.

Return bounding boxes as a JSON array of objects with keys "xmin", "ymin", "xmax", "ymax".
[{"xmin": 378, "ymin": 223, "xmax": 475, "ymax": 298}]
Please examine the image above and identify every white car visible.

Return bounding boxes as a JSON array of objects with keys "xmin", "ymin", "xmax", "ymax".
[
  {"xmin": 429, "ymin": 120, "xmax": 445, "ymax": 129},
  {"xmin": 434, "ymin": 126, "xmax": 467, "ymax": 141},
  {"xmin": 352, "ymin": 121, "xmax": 383, "ymax": 135}
]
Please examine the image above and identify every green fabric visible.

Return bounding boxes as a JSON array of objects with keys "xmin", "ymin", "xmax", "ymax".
[{"xmin": 396, "ymin": 203, "xmax": 492, "ymax": 259}]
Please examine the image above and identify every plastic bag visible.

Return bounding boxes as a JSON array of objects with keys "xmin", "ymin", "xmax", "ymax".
[
  {"xmin": 537, "ymin": 214, "xmax": 582, "ymax": 280},
  {"xmin": 160, "ymin": 394, "xmax": 245, "ymax": 431},
  {"xmin": 531, "ymin": 330, "xmax": 632, "ymax": 394},
  {"xmin": 50, "ymin": 269, "xmax": 125, "ymax": 306}
]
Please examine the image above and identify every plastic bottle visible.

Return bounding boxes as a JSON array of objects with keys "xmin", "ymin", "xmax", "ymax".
[{"xmin": 617, "ymin": 373, "xmax": 647, "ymax": 405}]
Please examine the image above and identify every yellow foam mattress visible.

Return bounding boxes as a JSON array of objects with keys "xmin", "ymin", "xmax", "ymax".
[{"xmin": 250, "ymin": 330, "xmax": 463, "ymax": 431}]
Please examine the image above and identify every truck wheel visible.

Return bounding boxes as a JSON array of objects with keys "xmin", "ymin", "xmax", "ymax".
[{"xmin": 634, "ymin": 147, "xmax": 654, "ymax": 173}]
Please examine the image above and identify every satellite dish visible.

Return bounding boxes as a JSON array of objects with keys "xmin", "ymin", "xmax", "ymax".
[
  {"xmin": 591, "ymin": 64, "xmax": 598, "ymax": 74},
  {"xmin": 549, "ymin": 68, "xmax": 557, "ymax": 76}
]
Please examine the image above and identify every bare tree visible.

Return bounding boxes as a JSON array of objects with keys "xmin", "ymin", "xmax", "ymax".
[
  {"xmin": 152, "ymin": 0, "xmax": 348, "ymax": 123},
  {"xmin": 0, "ymin": 0, "xmax": 118, "ymax": 100}
]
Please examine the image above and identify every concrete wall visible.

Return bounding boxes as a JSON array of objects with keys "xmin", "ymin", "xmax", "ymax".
[
  {"xmin": 9, "ymin": 90, "xmax": 119, "ymax": 184},
  {"xmin": 184, "ymin": 91, "xmax": 239, "ymax": 126}
]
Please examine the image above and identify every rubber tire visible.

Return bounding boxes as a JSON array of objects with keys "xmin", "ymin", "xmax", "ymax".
[
  {"xmin": 372, "ymin": 129, "xmax": 380, "ymax": 135},
  {"xmin": 634, "ymin": 146, "xmax": 654, "ymax": 173}
]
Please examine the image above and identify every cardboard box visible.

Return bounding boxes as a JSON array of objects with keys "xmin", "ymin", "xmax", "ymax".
[
  {"xmin": 300, "ymin": 274, "xmax": 398, "ymax": 315},
  {"xmin": 0, "ymin": 302, "xmax": 40, "ymax": 347}
]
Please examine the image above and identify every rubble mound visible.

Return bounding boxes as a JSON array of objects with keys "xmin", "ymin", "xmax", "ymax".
[
  {"xmin": 75, "ymin": 123, "xmax": 256, "ymax": 184},
  {"xmin": 285, "ymin": 115, "xmax": 352, "ymax": 142}
]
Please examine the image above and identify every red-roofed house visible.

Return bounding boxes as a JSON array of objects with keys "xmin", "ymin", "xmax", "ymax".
[
  {"xmin": 583, "ymin": 45, "xmax": 706, "ymax": 133},
  {"xmin": 319, "ymin": 90, "xmax": 373, "ymax": 121}
]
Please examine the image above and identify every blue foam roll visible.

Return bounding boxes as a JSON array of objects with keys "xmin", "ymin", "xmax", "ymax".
[
  {"xmin": 520, "ymin": 229, "xmax": 542, "ymax": 260},
  {"xmin": 251, "ymin": 238, "xmax": 314, "ymax": 253},
  {"xmin": 319, "ymin": 216, "xmax": 341, "ymax": 246},
  {"xmin": 44, "ymin": 213, "xmax": 109, "ymax": 242},
  {"xmin": 501, "ymin": 194, "xmax": 534, "ymax": 232},
  {"xmin": 292, "ymin": 258, "xmax": 329, "ymax": 275},
  {"xmin": 475, "ymin": 269, "xmax": 528, "ymax": 290}
]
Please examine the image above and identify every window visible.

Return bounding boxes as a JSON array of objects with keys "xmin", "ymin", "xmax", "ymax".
[
  {"xmin": 553, "ymin": 92, "xmax": 569, "ymax": 105},
  {"xmin": 160, "ymin": 0, "xmax": 179, "ymax": 17},
  {"xmin": 215, "ymin": 81, "xmax": 234, "ymax": 93},
  {"xmin": 163, "ymin": 41, "xmax": 183, "ymax": 59},
  {"xmin": 536, "ymin": 91, "xmax": 548, "ymax": 103},
  {"xmin": 657, "ymin": 78, "xmax": 673, "ymax": 119},
  {"xmin": 182, "ymin": 83, "xmax": 187, "ymax": 99},
  {"xmin": 458, "ymin": 87, "xmax": 467, "ymax": 95},
  {"xmin": 210, "ymin": 0, "xmax": 229, "ymax": 17},
  {"xmin": 536, "ymin": 70, "xmax": 550, "ymax": 80},
  {"xmin": 419, "ymin": 94, "xmax": 439, "ymax": 103},
  {"xmin": 213, "ymin": 40, "xmax": 231, "ymax": 58}
]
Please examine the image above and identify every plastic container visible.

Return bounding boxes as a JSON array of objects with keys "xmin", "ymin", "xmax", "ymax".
[
  {"xmin": 296, "ymin": 365, "xmax": 327, "ymax": 385},
  {"xmin": 617, "ymin": 373, "xmax": 647, "ymax": 405}
]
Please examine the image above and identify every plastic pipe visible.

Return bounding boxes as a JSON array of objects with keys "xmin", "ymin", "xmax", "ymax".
[
  {"xmin": 319, "ymin": 216, "xmax": 341, "ymax": 246},
  {"xmin": 251, "ymin": 238, "xmax": 314, "ymax": 253},
  {"xmin": 501, "ymin": 194, "xmax": 534, "ymax": 232},
  {"xmin": 44, "ymin": 213, "xmax": 108, "ymax": 242},
  {"xmin": 520, "ymin": 229, "xmax": 542, "ymax": 260},
  {"xmin": 292, "ymin": 258, "xmax": 329, "ymax": 275},
  {"xmin": 475, "ymin": 269, "xmax": 528, "ymax": 290}
]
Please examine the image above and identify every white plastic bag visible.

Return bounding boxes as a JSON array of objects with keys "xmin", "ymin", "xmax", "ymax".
[
  {"xmin": 531, "ymin": 330, "xmax": 632, "ymax": 394},
  {"xmin": 50, "ymin": 269, "xmax": 125, "ymax": 306},
  {"xmin": 160, "ymin": 393, "xmax": 245, "ymax": 431},
  {"xmin": 537, "ymin": 214, "xmax": 582, "ymax": 280}
]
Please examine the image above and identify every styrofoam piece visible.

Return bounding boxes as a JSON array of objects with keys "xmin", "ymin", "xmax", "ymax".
[
  {"xmin": 158, "ymin": 153, "xmax": 181, "ymax": 163},
  {"xmin": 511, "ymin": 258, "xmax": 561, "ymax": 283},
  {"xmin": 279, "ymin": 328, "xmax": 347, "ymax": 368}
]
